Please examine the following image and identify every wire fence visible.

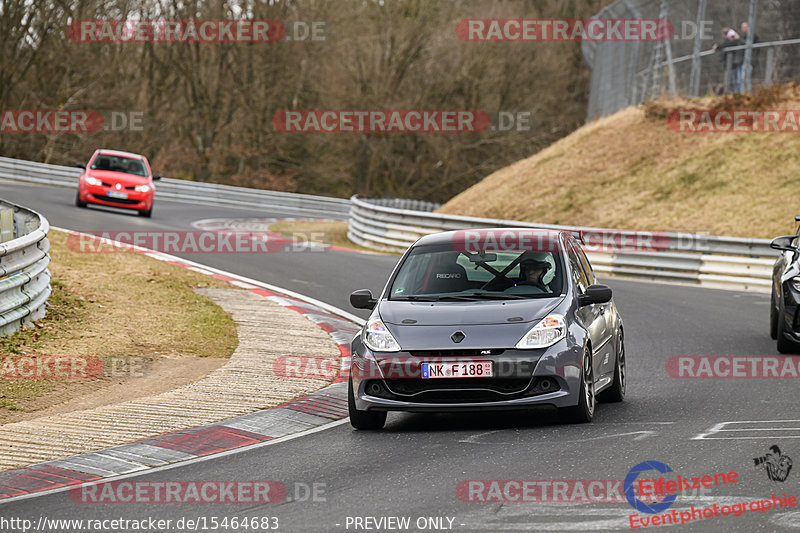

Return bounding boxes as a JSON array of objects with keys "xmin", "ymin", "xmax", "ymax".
[{"xmin": 584, "ymin": 0, "xmax": 800, "ymax": 119}]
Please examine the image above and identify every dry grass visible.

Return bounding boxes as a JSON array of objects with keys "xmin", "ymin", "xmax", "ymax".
[
  {"xmin": 269, "ymin": 220, "xmax": 397, "ymax": 254},
  {"xmin": 439, "ymin": 83, "xmax": 800, "ymax": 238},
  {"xmin": 0, "ymin": 230, "xmax": 238, "ymax": 418}
]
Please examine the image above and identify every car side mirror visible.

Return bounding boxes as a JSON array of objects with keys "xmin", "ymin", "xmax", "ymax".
[
  {"xmin": 770, "ymin": 235, "xmax": 797, "ymax": 252},
  {"xmin": 76, "ymin": 163, "xmax": 86, "ymax": 169},
  {"xmin": 153, "ymin": 175, "xmax": 162, "ymax": 181},
  {"xmin": 350, "ymin": 289, "xmax": 376, "ymax": 310},
  {"xmin": 578, "ymin": 284, "xmax": 612, "ymax": 306}
]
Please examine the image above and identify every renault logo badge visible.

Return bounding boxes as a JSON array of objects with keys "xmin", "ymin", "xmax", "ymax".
[{"xmin": 451, "ymin": 331, "xmax": 465, "ymax": 343}]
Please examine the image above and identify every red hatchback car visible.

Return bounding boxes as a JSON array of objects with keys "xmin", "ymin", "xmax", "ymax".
[{"xmin": 76, "ymin": 149, "xmax": 161, "ymax": 217}]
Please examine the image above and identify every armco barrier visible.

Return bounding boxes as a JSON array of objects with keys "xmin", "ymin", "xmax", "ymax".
[
  {"xmin": 0, "ymin": 152, "xmax": 778, "ymax": 294},
  {"xmin": 347, "ymin": 196, "xmax": 777, "ymax": 293},
  {"xmin": 0, "ymin": 156, "xmax": 350, "ymax": 220},
  {"xmin": 0, "ymin": 199, "xmax": 51, "ymax": 336}
]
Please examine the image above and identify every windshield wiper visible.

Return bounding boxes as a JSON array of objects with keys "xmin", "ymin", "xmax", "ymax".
[
  {"xmin": 468, "ymin": 292, "xmax": 528, "ymax": 300},
  {"xmin": 435, "ymin": 292, "xmax": 528, "ymax": 301},
  {"xmin": 393, "ymin": 293, "xmax": 529, "ymax": 302}
]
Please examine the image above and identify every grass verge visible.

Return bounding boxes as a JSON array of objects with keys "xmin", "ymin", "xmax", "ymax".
[
  {"xmin": 439, "ymin": 83, "xmax": 800, "ymax": 238},
  {"xmin": 268, "ymin": 220, "xmax": 397, "ymax": 254},
  {"xmin": 0, "ymin": 230, "xmax": 238, "ymax": 420}
]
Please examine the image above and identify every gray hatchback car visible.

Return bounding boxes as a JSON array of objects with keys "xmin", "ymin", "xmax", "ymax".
[{"xmin": 348, "ymin": 228, "xmax": 625, "ymax": 429}]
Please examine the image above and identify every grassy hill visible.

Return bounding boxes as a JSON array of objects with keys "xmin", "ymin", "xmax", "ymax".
[{"xmin": 438, "ymin": 84, "xmax": 800, "ymax": 239}]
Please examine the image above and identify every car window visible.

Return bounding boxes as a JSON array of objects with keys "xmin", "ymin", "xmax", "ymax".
[
  {"xmin": 575, "ymin": 244, "xmax": 596, "ymax": 285},
  {"xmin": 455, "ymin": 252, "xmax": 520, "ymax": 282},
  {"xmin": 455, "ymin": 253, "xmax": 494, "ymax": 282},
  {"xmin": 389, "ymin": 246, "xmax": 564, "ymax": 299},
  {"xmin": 566, "ymin": 243, "xmax": 590, "ymax": 293},
  {"xmin": 91, "ymin": 155, "xmax": 148, "ymax": 177},
  {"xmin": 391, "ymin": 253, "xmax": 432, "ymax": 296}
]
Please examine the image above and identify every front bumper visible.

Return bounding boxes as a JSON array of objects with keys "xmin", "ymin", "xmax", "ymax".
[
  {"xmin": 350, "ymin": 341, "xmax": 583, "ymax": 412},
  {"xmin": 82, "ymin": 184, "xmax": 152, "ymax": 210}
]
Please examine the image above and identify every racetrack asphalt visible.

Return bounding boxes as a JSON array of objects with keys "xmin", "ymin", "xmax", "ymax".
[{"xmin": 0, "ymin": 180, "xmax": 796, "ymax": 532}]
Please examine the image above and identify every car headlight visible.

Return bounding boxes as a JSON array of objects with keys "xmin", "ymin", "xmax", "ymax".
[
  {"xmin": 134, "ymin": 185, "xmax": 151, "ymax": 192},
  {"xmin": 515, "ymin": 314, "xmax": 567, "ymax": 349},
  {"xmin": 791, "ymin": 276, "xmax": 800, "ymax": 292},
  {"xmin": 85, "ymin": 177, "xmax": 102, "ymax": 186},
  {"xmin": 362, "ymin": 318, "xmax": 401, "ymax": 352}
]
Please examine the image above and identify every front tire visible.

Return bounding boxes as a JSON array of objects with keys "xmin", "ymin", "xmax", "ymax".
[
  {"xmin": 770, "ymin": 290, "xmax": 779, "ymax": 340},
  {"xmin": 560, "ymin": 349, "xmax": 595, "ymax": 423},
  {"xmin": 138, "ymin": 207, "xmax": 152, "ymax": 218},
  {"xmin": 776, "ymin": 300, "xmax": 800, "ymax": 354},
  {"xmin": 348, "ymin": 378, "xmax": 386, "ymax": 430},
  {"xmin": 75, "ymin": 191, "xmax": 87, "ymax": 208},
  {"xmin": 598, "ymin": 333, "xmax": 625, "ymax": 403}
]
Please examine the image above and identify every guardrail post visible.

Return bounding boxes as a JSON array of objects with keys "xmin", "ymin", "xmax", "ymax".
[
  {"xmin": 764, "ymin": 47, "xmax": 775, "ymax": 86},
  {"xmin": 688, "ymin": 0, "xmax": 707, "ymax": 97},
  {"xmin": 0, "ymin": 208, "xmax": 13, "ymax": 243}
]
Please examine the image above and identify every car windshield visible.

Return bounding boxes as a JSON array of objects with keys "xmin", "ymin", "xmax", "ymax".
[
  {"xmin": 389, "ymin": 246, "xmax": 564, "ymax": 300},
  {"xmin": 90, "ymin": 155, "xmax": 148, "ymax": 177}
]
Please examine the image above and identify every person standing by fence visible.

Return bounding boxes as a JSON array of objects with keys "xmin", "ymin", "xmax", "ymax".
[{"xmin": 712, "ymin": 28, "xmax": 744, "ymax": 94}]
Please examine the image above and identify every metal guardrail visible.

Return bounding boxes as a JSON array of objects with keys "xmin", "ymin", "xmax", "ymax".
[
  {"xmin": 0, "ymin": 199, "xmax": 51, "ymax": 336},
  {"xmin": 363, "ymin": 198, "xmax": 441, "ymax": 212},
  {"xmin": 0, "ymin": 156, "xmax": 351, "ymax": 220},
  {"xmin": 0, "ymin": 153, "xmax": 777, "ymax": 296},
  {"xmin": 348, "ymin": 196, "xmax": 777, "ymax": 293}
]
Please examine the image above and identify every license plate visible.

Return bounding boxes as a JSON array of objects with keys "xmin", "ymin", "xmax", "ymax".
[
  {"xmin": 421, "ymin": 361, "xmax": 492, "ymax": 378},
  {"xmin": 107, "ymin": 191, "xmax": 128, "ymax": 199}
]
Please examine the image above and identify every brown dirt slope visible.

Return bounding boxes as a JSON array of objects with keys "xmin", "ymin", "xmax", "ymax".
[
  {"xmin": 438, "ymin": 84, "xmax": 800, "ymax": 238},
  {"xmin": 0, "ymin": 230, "xmax": 237, "ymax": 423}
]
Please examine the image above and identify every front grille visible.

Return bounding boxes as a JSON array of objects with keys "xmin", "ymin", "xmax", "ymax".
[
  {"xmin": 385, "ymin": 377, "xmax": 530, "ymax": 395},
  {"xmin": 366, "ymin": 376, "xmax": 560, "ymax": 404},
  {"xmin": 409, "ymin": 349, "xmax": 504, "ymax": 357},
  {"xmin": 94, "ymin": 195, "xmax": 140, "ymax": 205},
  {"xmin": 400, "ymin": 389, "xmax": 517, "ymax": 403}
]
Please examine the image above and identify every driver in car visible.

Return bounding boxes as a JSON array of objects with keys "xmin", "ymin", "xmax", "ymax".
[{"xmin": 518, "ymin": 258, "xmax": 551, "ymax": 292}]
